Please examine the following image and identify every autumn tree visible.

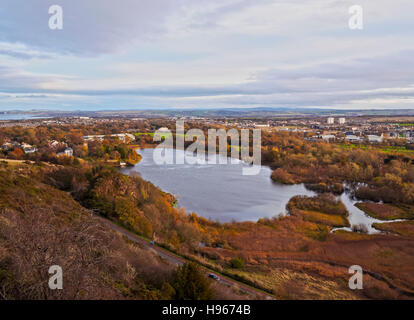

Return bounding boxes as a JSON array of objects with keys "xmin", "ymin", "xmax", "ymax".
[{"xmin": 170, "ymin": 263, "xmax": 214, "ymax": 300}]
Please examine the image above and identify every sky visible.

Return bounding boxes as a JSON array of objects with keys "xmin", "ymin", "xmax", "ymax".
[{"xmin": 0, "ymin": 0, "xmax": 413, "ymax": 111}]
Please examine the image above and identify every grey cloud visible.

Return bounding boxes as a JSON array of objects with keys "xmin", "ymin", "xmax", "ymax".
[
  {"xmin": 0, "ymin": 49, "xmax": 52, "ymax": 60},
  {"xmin": 0, "ymin": 0, "xmax": 187, "ymax": 56},
  {"xmin": 0, "ymin": 65, "xmax": 62, "ymax": 92},
  {"xmin": 249, "ymin": 50, "xmax": 414, "ymax": 96},
  {"xmin": 0, "ymin": 49, "xmax": 414, "ymax": 109},
  {"xmin": 0, "ymin": 0, "xmax": 272, "ymax": 57}
]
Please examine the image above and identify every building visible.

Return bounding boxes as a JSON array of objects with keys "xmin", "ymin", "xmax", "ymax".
[
  {"xmin": 345, "ymin": 135, "xmax": 362, "ymax": 142},
  {"xmin": 1, "ymin": 142, "xmax": 12, "ymax": 151},
  {"xmin": 83, "ymin": 133, "xmax": 135, "ymax": 142},
  {"xmin": 327, "ymin": 117, "xmax": 335, "ymax": 124},
  {"xmin": 83, "ymin": 135, "xmax": 105, "ymax": 141},
  {"xmin": 57, "ymin": 147, "xmax": 73, "ymax": 157},
  {"xmin": 321, "ymin": 134, "xmax": 336, "ymax": 142},
  {"xmin": 48, "ymin": 140, "xmax": 68, "ymax": 149},
  {"xmin": 338, "ymin": 118, "xmax": 346, "ymax": 125},
  {"xmin": 367, "ymin": 134, "xmax": 384, "ymax": 143},
  {"xmin": 21, "ymin": 143, "xmax": 38, "ymax": 154}
]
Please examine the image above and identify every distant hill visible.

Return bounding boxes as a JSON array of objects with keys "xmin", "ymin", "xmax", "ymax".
[{"xmin": 2, "ymin": 107, "xmax": 414, "ymax": 119}]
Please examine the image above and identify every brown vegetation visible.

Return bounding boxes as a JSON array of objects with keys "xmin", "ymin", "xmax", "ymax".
[
  {"xmin": 261, "ymin": 132, "xmax": 414, "ymax": 206},
  {"xmin": 356, "ymin": 202, "xmax": 414, "ymax": 220},
  {"xmin": 372, "ymin": 221, "xmax": 414, "ymax": 238},
  {"xmin": 0, "ymin": 164, "xmax": 248, "ymax": 300},
  {"xmin": 287, "ymin": 194, "xmax": 349, "ymax": 228}
]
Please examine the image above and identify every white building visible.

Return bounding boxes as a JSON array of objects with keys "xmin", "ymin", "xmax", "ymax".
[
  {"xmin": 57, "ymin": 147, "xmax": 73, "ymax": 157},
  {"xmin": 83, "ymin": 135, "xmax": 105, "ymax": 141},
  {"xmin": 338, "ymin": 118, "xmax": 346, "ymax": 125},
  {"xmin": 21, "ymin": 143, "xmax": 38, "ymax": 154},
  {"xmin": 345, "ymin": 135, "xmax": 362, "ymax": 142},
  {"xmin": 83, "ymin": 133, "xmax": 135, "ymax": 142},
  {"xmin": 327, "ymin": 117, "xmax": 335, "ymax": 124},
  {"xmin": 321, "ymin": 134, "xmax": 336, "ymax": 141},
  {"xmin": 367, "ymin": 134, "xmax": 384, "ymax": 143}
]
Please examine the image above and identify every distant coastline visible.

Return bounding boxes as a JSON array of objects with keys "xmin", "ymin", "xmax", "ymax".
[{"xmin": 0, "ymin": 113, "xmax": 52, "ymax": 121}]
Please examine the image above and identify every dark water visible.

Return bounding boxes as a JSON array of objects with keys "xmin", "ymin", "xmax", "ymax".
[{"xmin": 120, "ymin": 148, "xmax": 316, "ymax": 222}]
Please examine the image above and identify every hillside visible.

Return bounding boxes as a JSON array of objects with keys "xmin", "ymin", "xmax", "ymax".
[{"xmin": 0, "ymin": 163, "xmax": 244, "ymax": 300}]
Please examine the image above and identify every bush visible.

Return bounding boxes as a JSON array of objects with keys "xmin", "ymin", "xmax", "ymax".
[
  {"xmin": 170, "ymin": 263, "xmax": 214, "ymax": 300},
  {"xmin": 229, "ymin": 257, "xmax": 245, "ymax": 269},
  {"xmin": 271, "ymin": 168, "xmax": 296, "ymax": 184},
  {"xmin": 352, "ymin": 224, "xmax": 368, "ymax": 234}
]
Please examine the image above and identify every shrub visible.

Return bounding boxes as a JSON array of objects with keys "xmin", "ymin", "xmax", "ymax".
[
  {"xmin": 352, "ymin": 224, "xmax": 368, "ymax": 234},
  {"xmin": 170, "ymin": 262, "xmax": 214, "ymax": 300},
  {"xmin": 229, "ymin": 257, "xmax": 245, "ymax": 269}
]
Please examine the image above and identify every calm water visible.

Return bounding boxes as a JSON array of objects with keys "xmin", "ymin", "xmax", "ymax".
[
  {"xmin": 120, "ymin": 148, "xmax": 315, "ymax": 222},
  {"xmin": 120, "ymin": 148, "xmax": 397, "ymax": 233},
  {"xmin": 0, "ymin": 113, "xmax": 48, "ymax": 120}
]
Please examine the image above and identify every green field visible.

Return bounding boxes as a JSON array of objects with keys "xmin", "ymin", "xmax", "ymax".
[
  {"xmin": 134, "ymin": 132, "xmax": 155, "ymax": 137},
  {"xmin": 338, "ymin": 144, "xmax": 414, "ymax": 155},
  {"xmin": 395, "ymin": 123, "xmax": 414, "ymax": 127}
]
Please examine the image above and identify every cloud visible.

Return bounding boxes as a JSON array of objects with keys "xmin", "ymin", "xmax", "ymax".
[
  {"xmin": 0, "ymin": 0, "xmax": 188, "ymax": 56},
  {"xmin": 0, "ymin": 42, "xmax": 54, "ymax": 59},
  {"xmin": 1, "ymin": 49, "xmax": 414, "ymax": 110},
  {"xmin": 0, "ymin": 0, "xmax": 414, "ymax": 110}
]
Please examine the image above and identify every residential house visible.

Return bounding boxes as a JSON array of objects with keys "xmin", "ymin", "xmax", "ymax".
[{"xmin": 57, "ymin": 147, "xmax": 73, "ymax": 157}]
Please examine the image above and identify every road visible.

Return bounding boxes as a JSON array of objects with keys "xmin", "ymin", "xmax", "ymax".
[{"xmin": 99, "ymin": 217, "xmax": 275, "ymax": 300}]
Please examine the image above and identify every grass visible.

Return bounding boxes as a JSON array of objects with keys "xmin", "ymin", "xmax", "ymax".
[
  {"xmin": 231, "ymin": 268, "xmax": 356, "ymax": 300},
  {"xmin": 356, "ymin": 202, "xmax": 414, "ymax": 220},
  {"xmin": 296, "ymin": 222, "xmax": 331, "ymax": 241},
  {"xmin": 331, "ymin": 229, "xmax": 374, "ymax": 240},
  {"xmin": 0, "ymin": 159, "xmax": 34, "ymax": 166},
  {"xmin": 295, "ymin": 209, "xmax": 349, "ymax": 228},
  {"xmin": 395, "ymin": 123, "xmax": 414, "ymax": 127},
  {"xmin": 380, "ymin": 146, "xmax": 414, "ymax": 154},
  {"xmin": 134, "ymin": 132, "xmax": 196, "ymax": 138},
  {"xmin": 104, "ymin": 216, "xmax": 274, "ymax": 298},
  {"xmin": 134, "ymin": 132, "xmax": 155, "ymax": 137},
  {"xmin": 338, "ymin": 144, "xmax": 414, "ymax": 155},
  {"xmin": 372, "ymin": 221, "xmax": 414, "ymax": 238}
]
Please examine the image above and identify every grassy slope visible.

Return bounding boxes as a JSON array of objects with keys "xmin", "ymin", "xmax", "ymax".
[
  {"xmin": 356, "ymin": 202, "xmax": 414, "ymax": 220},
  {"xmin": 373, "ymin": 221, "xmax": 414, "ymax": 238},
  {"xmin": 0, "ymin": 163, "xmax": 248, "ymax": 300},
  {"xmin": 0, "ymin": 164, "xmax": 176, "ymax": 299}
]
